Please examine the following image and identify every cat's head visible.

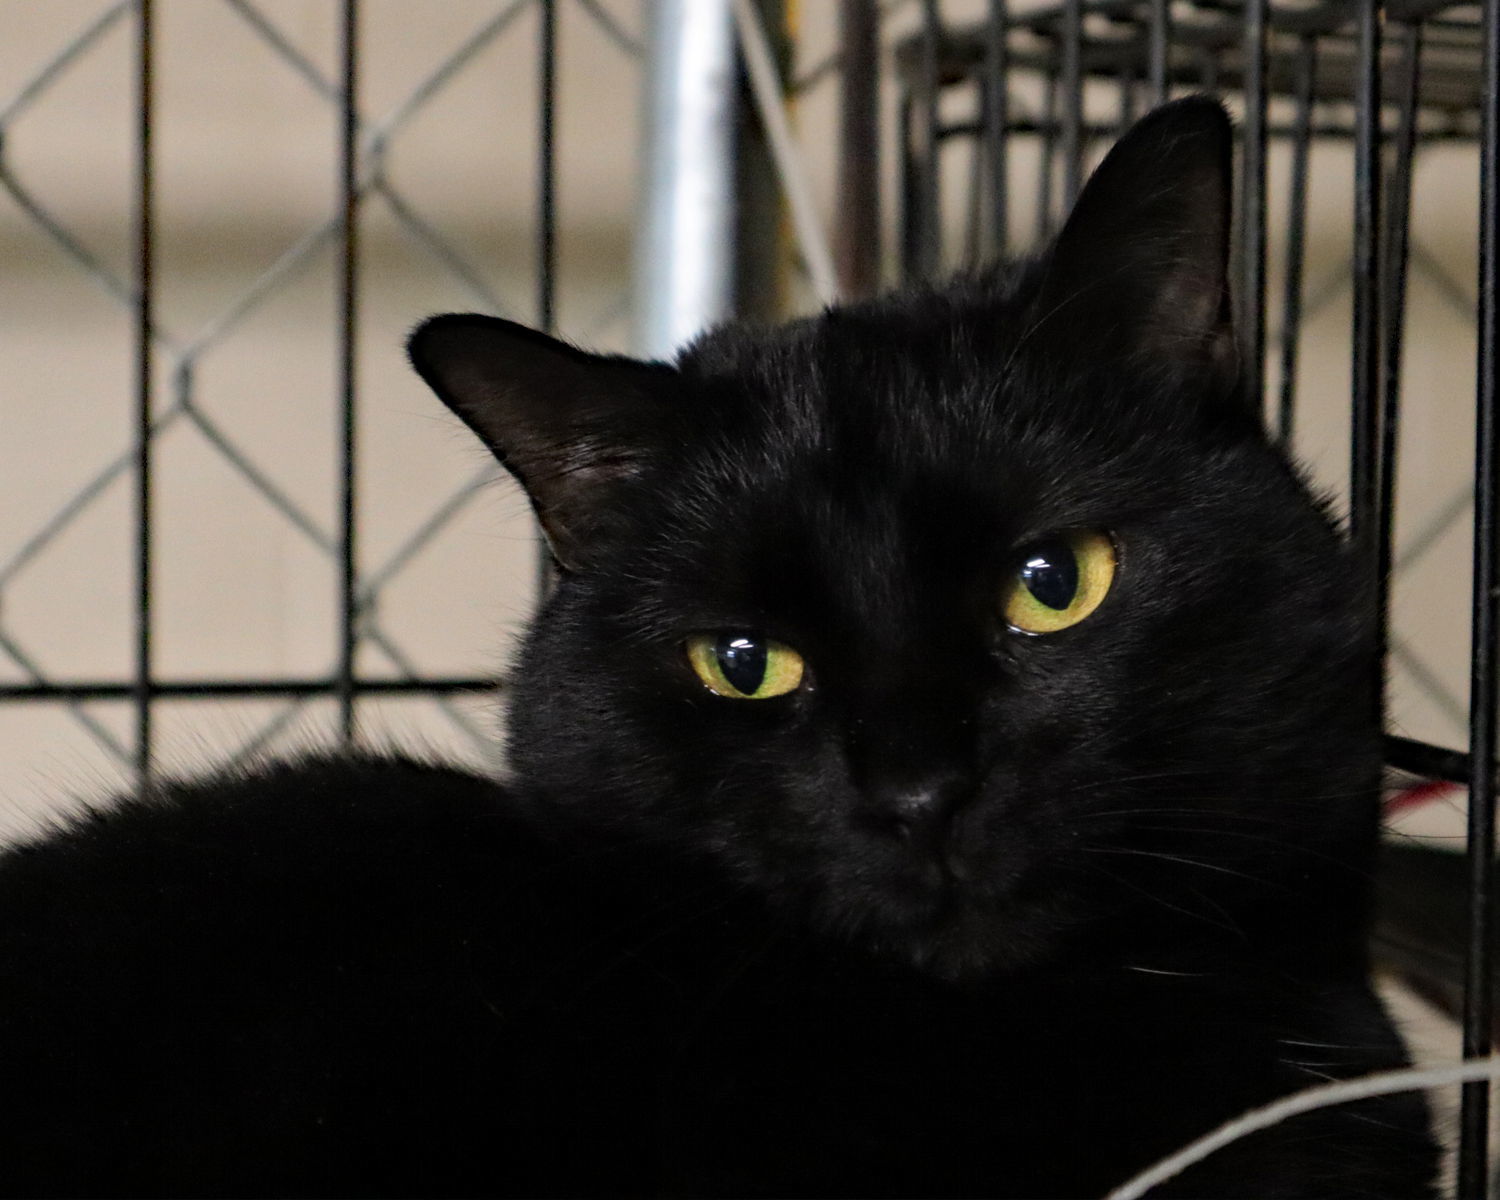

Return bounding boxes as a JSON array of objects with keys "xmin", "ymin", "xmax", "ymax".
[{"xmin": 409, "ymin": 99, "xmax": 1378, "ymax": 979}]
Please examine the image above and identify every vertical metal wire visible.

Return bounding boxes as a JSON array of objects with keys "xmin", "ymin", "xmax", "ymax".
[
  {"xmin": 1116, "ymin": 63, "xmax": 1137, "ymax": 133},
  {"xmin": 917, "ymin": 0, "xmax": 942, "ymax": 280},
  {"xmin": 1375, "ymin": 24, "xmax": 1420, "ymax": 687},
  {"xmin": 1037, "ymin": 74, "xmax": 1057, "ymax": 243},
  {"xmin": 337, "ymin": 0, "xmax": 359, "ymax": 744},
  {"xmin": 1147, "ymin": 0, "xmax": 1169, "ymax": 105},
  {"xmin": 983, "ymin": 0, "xmax": 1009, "ymax": 259},
  {"xmin": 537, "ymin": 0, "xmax": 555, "ymax": 334},
  {"xmin": 899, "ymin": 90, "xmax": 918, "ymax": 280},
  {"xmin": 1060, "ymin": 0, "xmax": 1083, "ymax": 206},
  {"xmin": 964, "ymin": 116, "xmax": 985, "ymax": 267},
  {"xmin": 1197, "ymin": 43, "xmax": 1219, "ymax": 93},
  {"xmin": 1276, "ymin": 37, "xmax": 1316, "ymax": 447},
  {"xmin": 1348, "ymin": 0, "xmax": 1381, "ymax": 552},
  {"xmin": 1240, "ymin": 0, "xmax": 1267, "ymax": 413},
  {"xmin": 133, "ymin": 0, "xmax": 155, "ymax": 785},
  {"xmin": 1459, "ymin": 0, "xmax": 1500, "ymax": 1190},
  {"xmin": 534, "ymin": 0, "xmax": 557, "ymax": 602},
  {"xmin": 837, "ymin": 0, "xmax": 881, "ymax": 297}
]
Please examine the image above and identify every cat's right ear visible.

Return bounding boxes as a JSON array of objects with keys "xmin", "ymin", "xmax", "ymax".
[
  {"xmin": 1028, "ymin": 96, "xmax": 1235, "ymax": 383},
  {"xmin": 408, "ymin": 314, "xmax": 679, "ymax": 571}
]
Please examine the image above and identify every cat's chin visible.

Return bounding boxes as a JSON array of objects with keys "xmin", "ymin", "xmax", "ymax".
[
  {"xmin": 895, "ymin": 900, "xmax": 1065, "ymax": 980},
  {"xmin": 816, "ymin": 872, "xmax": 1071, "ymax": 981}
]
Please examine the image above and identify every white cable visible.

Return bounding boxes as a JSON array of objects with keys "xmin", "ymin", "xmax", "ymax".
[
  {"xmin": 1104, "ymin": 1056, "xmax": 1500, "ymax": 1199},
  {"xmin": 730, "ymin": 0, "xmax": 842, "ymax": 305}
]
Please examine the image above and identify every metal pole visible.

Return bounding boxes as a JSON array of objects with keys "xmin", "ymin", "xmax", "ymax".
[
  {"xmin": 633, "ymin": 0, "xmax": 736, "ymax": 359},
  {"xmin": 836, "ymin": 0, "xmax": 880, "ymax": 299}
]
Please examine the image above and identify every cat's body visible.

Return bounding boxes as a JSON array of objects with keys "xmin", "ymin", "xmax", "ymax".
[
  {"xmin": 0, "ymin": 100, "xmax": 1438, "ymax": 1196},
  {"xmin": 0, "ymin": 757, "xmax": 1429, "ymax": 1198}
]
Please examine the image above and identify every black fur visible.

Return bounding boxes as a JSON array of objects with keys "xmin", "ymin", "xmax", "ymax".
[{"xmin": 0, "ymin": 99, "xmax": 1436, "ymax": 1197}]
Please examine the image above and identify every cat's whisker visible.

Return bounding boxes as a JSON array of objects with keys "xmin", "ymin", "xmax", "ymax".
[
  {"xmin": 1077, "ymin": 861, "xmax": 1246, "ymax": 937},
  {"xmin": 1097, "ymin": 820, "xmax": 1337, "ymax": 851},
  {"xmin": 1082, "ymin": 845, "xmax": 1270, "ymax": 886},
  {"xmin": 1123, "ymin": 963, "xmax": 1214, "ymax": 978},
  {"xmin": 1279, "ymin": 1037, "xmax": 1394, "ymax": 1052},
  {"xmin": 1068, "ymin": 802, "xmax": 1285, "ymax": 822}
]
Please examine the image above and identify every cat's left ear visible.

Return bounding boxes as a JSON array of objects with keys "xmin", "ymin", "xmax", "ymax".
[
  {"xmin": 1030, "ymin": 96, "xmax": 1235, "ymax": 378},
  {"xmin": 408, "ymin": 314, "xmax": 680, "ymax": 570}
]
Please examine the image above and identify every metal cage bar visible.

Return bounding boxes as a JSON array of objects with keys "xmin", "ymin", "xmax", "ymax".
[
  {"xmin": 886, "ymin": 2, "xmax": 1495, "ymax": 1187},
  {"xmin": 1375, "ymin": 23, "xmax": 1422, "ymax": 695},
  {"xmin": 918, "ymin": 0, "xmax": 943, "ymax": 279},
  {"xmin": 1148, "ymin": 0, "xmax": 1169, "ymax": 104},
  {"xmin": 133, "ymin": 0, "xmax": 155, "ymax": 784},
  {"xmin": 1240, "ymin": 0, "xmax": 1268, "ymax": 411},
  {"xmin": 837, "ymin": 0, "xmax": 882, "ymax": 298},
  {"xmin": 1349, "ymin": 0, "xmax": 1382, "ymax": 556},
  {"xmin": 984, "ymin": 0, "xmax": 1010, "ymax": 259},
  {"xmin": 1276, "ymin": 35, "xmax": 1316, "ymax": 446},
  {"xmin": 338, "ymin": 0, "xmax": 360, "ymax": 745},
  {"xmin": 1459, "ymin": 0, "xmax": 1500, "ymax": 1189},
  {"xmin": 534, "ymin": 0, "xmax": 558, "ymax": 600},
  {"xmin": 1060, "ymin": 0, "xmax": 1084, "ymax": 206}
]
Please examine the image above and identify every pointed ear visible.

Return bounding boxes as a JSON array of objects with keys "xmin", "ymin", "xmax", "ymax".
[
  {"xmin": 1030, "ymin": 96, "xmax": 1235, "ymax": 376},
  {"xmin": 408, "ymin": 314, "xmax": 679, "ymax": 571}
]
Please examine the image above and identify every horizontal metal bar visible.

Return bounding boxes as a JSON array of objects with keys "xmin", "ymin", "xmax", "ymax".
[
  {"xmin": 909, "ymin": 0, "xmax": 1469, "ymax": 46},
  {"xmin": 1385, "ymin": 733, "xmax": 1473, "ymax": 785},
  {"xmin": 891, "ymin": 6, "xmax": 1488, "ymax": 118},
  {"xmin": 932, "ymin": 118, "xmax": 1477, "ymax": 144},
  {"xmin": 0, "ymin": 678, "xmax": 502, "ymax": 701}
]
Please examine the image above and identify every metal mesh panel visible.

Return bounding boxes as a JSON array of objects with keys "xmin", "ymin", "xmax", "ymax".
[{"xmin": 0, "ymin": 1, "xmax": 645, "ymax": 799}]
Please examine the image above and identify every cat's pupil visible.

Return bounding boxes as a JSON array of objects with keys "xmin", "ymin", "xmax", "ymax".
[
  {"xmin": 1020, "ymin": 544, "xmax": 1079, "ymax": 611},
  {"xmin": 716, "ymin": 636, "xmax": 768, "ymax": 695}
]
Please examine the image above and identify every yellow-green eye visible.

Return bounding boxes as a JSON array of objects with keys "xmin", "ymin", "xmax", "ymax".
[
  {"xmin": 687, "ymin": 633, "xmax": 805, "ymax": 699},
  {"xmin": 1003, "ymin": 530, "xmax": 1117, "ymax": 634}
]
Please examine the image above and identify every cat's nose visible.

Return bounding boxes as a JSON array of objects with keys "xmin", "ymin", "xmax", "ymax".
[{"xmin": 861, "ymin": 771, "xmax": 970, "ymax": 853}]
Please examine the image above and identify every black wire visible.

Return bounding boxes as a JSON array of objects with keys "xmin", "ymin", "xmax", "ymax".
[
  {"xmin": 134, "ymin": 0, "xmax": 155, "ymax": 786},
  {"xmin": 1458, "ymin": 0, "xmax": 1500, "ymax": 1190},
  {"xmin": 338, "ymin": 0, "xmax": 360, "ymax": 746}
]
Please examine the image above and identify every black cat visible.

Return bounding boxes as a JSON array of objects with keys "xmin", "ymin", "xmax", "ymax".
[{"xmin": 0, "ymin": 98, "xmax": 1436, "ymax": 1197}]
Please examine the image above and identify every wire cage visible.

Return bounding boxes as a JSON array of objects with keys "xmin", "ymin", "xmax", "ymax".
[
  {"xmin": 0, "ymin": 0, "xmax": 609, "ymax": 795},
  {"xmin": 0, "ymin": 0, "xmax": 1495, "ymax": 1194},
  {"xmin": 877, "ymin": 1, "xmax": 1497, "ymax": 1191}
]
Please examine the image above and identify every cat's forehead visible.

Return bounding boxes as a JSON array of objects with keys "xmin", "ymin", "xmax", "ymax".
[
  {"xmin": 676, "ymin": 280, "xmax": 1172, "ymax": 483},
  {"xmin": 683, "ymin": 281, "xmax": 1019, "ymax": 404},
  {"xmin": 641, "ymin": 291, "xmax": 1278, "ymax": 627},
  {"xmin": 654, "ymin": 310, "xmax": 1171, "ymax": 609}
]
